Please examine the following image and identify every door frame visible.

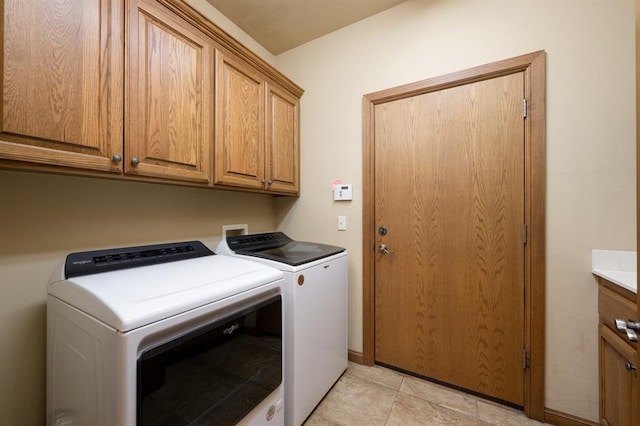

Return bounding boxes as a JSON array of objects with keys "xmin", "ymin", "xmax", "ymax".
[{"xmin": 361, "ymin": 51, "xmax": 546, "ymax": 421}]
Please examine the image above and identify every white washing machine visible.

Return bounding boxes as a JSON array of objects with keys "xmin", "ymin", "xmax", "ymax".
[
  {"xmin": 216, "ymin": 232, "xmax": 348, "ymax": 426},
  {"xmin": 47, "ymin": 240, "xmax": 286, "ymax": 426}
]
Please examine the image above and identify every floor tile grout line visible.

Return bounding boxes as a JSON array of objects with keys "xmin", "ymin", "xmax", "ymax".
[{"xmin": 383, "ymin": 376, "xmax": 404, "ymax": 426}]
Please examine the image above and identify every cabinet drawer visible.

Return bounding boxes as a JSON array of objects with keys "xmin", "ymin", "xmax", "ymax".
[{"xmin": 599, "ymin": 284, "xmax": 637, "ymax": 350}]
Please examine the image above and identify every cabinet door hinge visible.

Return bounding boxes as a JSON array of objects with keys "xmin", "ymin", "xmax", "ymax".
[
  {"xmin": 523, "ymin": 224, "xmax": 528, "ymax": 245},
  {"xmin": 523, "ymin": 349, "xmax": 529, "ymax": 369},
  {"xmin": 523, "ymin": 98, "xmax": 528, "ymax": 118}
]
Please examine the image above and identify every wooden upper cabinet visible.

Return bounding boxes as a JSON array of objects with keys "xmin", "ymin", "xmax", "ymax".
[
  {"xmin": 266, "ymin": 83, "xmax": 299, "ymax": 194},
  {"xmin": 214, "ymin": 51, "xmax": 265, "ymax": 190},
  {"xmin": 0, "ymin": 0, "xmax": 124, "ymax": 172},
  {"xmin": 215, "ymin": 51, "xmax": 300, "ymax": 195},
  {"xmin": 0, "ymin": 0, "xmax": 302, "ymax": 193},
  {"xmin": 126, "ymin": 0, "xmax": 213, "ymax": 184}
]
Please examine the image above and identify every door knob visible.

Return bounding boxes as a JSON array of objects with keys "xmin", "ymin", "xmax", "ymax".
[{"xmin": 378, "ymin": 244, "xmax": 394, "ymax": 255}]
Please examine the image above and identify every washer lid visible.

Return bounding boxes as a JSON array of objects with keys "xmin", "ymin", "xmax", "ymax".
[
  {"xmin": 48, "ymin": 255, "xmax": 283, "ymax": 332},
  {"xmin": 225, "ymin": 232, "xmax": 345, "ymax": 266}
]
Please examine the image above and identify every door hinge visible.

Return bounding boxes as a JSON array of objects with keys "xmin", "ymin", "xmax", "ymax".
[
  {"xmin": 523, "ymin": 349, "xmax": 529, "ymax": 369},
  {"xmin": 523, "ymin": 98, "xmax": 528, "ymax": 118},
  {"xmin": 523, "ymin": 224, "xmax": 528, "ymax": 245}
]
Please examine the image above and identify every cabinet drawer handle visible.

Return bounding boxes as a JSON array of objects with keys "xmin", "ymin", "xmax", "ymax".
[
  {"xmin": 615, "ymin": 318, "xmax": 640, "ymax": 342},
  {"xmin": 111, "ymin": 154, "xmax": 122, "ymax": 163},
  {"xmin": 131, "ymin": 157, "xmax": 140, "ymax": 166}
]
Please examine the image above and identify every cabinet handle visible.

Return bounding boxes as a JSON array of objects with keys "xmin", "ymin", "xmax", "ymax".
[
  {"xmin": 131, "ymin": 157, "xmax": 140, "ymax": 166},
  {"xmin": 615, "ymin": 318, "xmax": 639, "ymax": 342},
  {"xmin": 617, "ymin": 319, "xmax": 640, "ymax": 330},
  {"xmin": 111, "ymin": 154, "xmax": 122, "ymax": 163}
]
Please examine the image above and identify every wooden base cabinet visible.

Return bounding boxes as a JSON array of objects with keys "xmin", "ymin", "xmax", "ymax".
[
  {"xmin": 599, "ymin": 280, "xmax": 639, "ymax": 426},
  {"xmin": 0, "ymin": 0, "xmax": 124, "ymax": 173}
]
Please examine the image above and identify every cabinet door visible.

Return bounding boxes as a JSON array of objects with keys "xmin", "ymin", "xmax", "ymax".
[
  {"xmin": 266, "ymin": 83, "xmax": 299, "ymax": 195},
  {"xmin": 600, "ymin": 325, "xmax": 638, "ymax": 426},
  {"xmin": 127, "ymin": 0, "xmax": 213, "ymax": 184},
  {"xmin": 0, "ymin": 0, "xmax": 123, "ymax": 172},
  {"xmin": 214, "ymin": 51, "xmax": 265, "ymax": 190}
]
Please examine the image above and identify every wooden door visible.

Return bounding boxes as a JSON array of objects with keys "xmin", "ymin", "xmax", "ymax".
[
  {"xmin": 127, "ymin": 0, "xmax": 213, "ymax": 184},
  {"xmin": 0, "ymin": 0, "xmax": 123, "ymax": 172},
  {"xmin": 374, "ymin": 73, "xmax": 526, "ymax": 405},
  {"xmin": 266, "ymin": 82, "xmax": 299, "ymax": 194},
  {"xmin": 214, "ymin": 51, "xmax": 265, "ymax": 190}
]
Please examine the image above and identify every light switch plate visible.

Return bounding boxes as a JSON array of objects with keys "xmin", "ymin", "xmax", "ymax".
[{"xmin": 337, "ymin": 216, "xmax": 347, "ymax": 231}]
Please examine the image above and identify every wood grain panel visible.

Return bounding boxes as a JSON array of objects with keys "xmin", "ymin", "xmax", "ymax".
[
  {"xmin": 599, "ymin": 283, "xmax": 638, "ymax": 350},
  {"xmin": 600, "ymin": 325, "xmax": 638, "ymax": 426},
  {"xmin": 374, "ymin": 72, "xmax": 525, "ymax": 405},
  {"xmin": 126, "ymin": 0, "xmax": 213, "ymax": 183},
  {"xmin": 0, "ymin": 0, "xmax": 123, "ymax": 172},
  {"xmin": 266, "ymin": 82, "xmax": 299, "ymax": 194},
  {"xmin": 214, "ymin": 51, "xmax": 265, "ymax": 189}
]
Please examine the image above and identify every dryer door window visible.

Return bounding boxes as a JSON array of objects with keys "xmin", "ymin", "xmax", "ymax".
[{"xmin": 137, "ymin": 295, "xmax": 282, "ymax": 425}]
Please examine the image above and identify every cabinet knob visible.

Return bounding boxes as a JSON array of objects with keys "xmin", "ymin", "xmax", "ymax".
[
  {"xmin": 268, "ymin": 179, "xmax": 273, "ymax": 185},
  {"xmin": 131, "ymin": 157, "xmax": 140, "ymax": 166},
  {"xmin": 261, "ymin": 179, "xmax": 266, "ymax": 185},
  {"xmin": 111, "ymin": 154, "xmax": 122, "ymax": 163}
]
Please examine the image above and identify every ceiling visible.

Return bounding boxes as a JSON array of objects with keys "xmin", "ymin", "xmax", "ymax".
[{"xmin": 206, "ymin": 0, "xmax": 407, "ymax": 55}]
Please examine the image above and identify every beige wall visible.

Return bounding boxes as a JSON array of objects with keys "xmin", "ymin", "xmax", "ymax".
[
  {"xmin": 274, "ymin": 0, "xmax": 636, "ymax": 421},
  {"xmin": 188, "ymin": 0, "xmax": 275, "ymax": 64},
  {"xmin": 0, "ymin": 170, "xmax": 277, "ymax": 424}
]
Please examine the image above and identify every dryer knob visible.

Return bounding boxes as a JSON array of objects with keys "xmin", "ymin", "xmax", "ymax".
[{"xmin": 297, "ymin": 275, "xmax": 305, "ymax": 286}]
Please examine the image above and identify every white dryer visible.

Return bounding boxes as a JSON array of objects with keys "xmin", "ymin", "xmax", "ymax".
[
  {"xmin": 47, "ymin": 240, "xmax": 286, "ymax": 426},
  {"xmin": 216, "ymin": 232, "xmax": 348, "ymax": 426}
]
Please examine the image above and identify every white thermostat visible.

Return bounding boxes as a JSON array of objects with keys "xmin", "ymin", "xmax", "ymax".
[{"xmin": 333, "ymin": 184, "xmax": 353, "ymax": 201}]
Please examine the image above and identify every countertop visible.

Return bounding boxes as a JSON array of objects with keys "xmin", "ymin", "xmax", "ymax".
[{"xmin": 592, "ymin": 249, "xmax": 637, "ymax": 294}]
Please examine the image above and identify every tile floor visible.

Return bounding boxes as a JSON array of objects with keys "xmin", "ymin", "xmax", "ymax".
[{"xmin": 303, "ymin": 362, "xmax": 549, "ymax": 426}]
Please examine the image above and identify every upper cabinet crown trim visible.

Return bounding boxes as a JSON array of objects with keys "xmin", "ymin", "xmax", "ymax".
[{"xmin": 156, "ymin": 0, "xmax": 304, "ymax": 98}]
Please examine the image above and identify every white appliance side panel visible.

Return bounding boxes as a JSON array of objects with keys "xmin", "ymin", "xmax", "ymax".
[
  {"xmin": 291, "ymin": 255, "xmax": 348, "ymax": 425},
  {"xmin": 47, "ymin": 297, "xmax": 117, "ymax": 426}
]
